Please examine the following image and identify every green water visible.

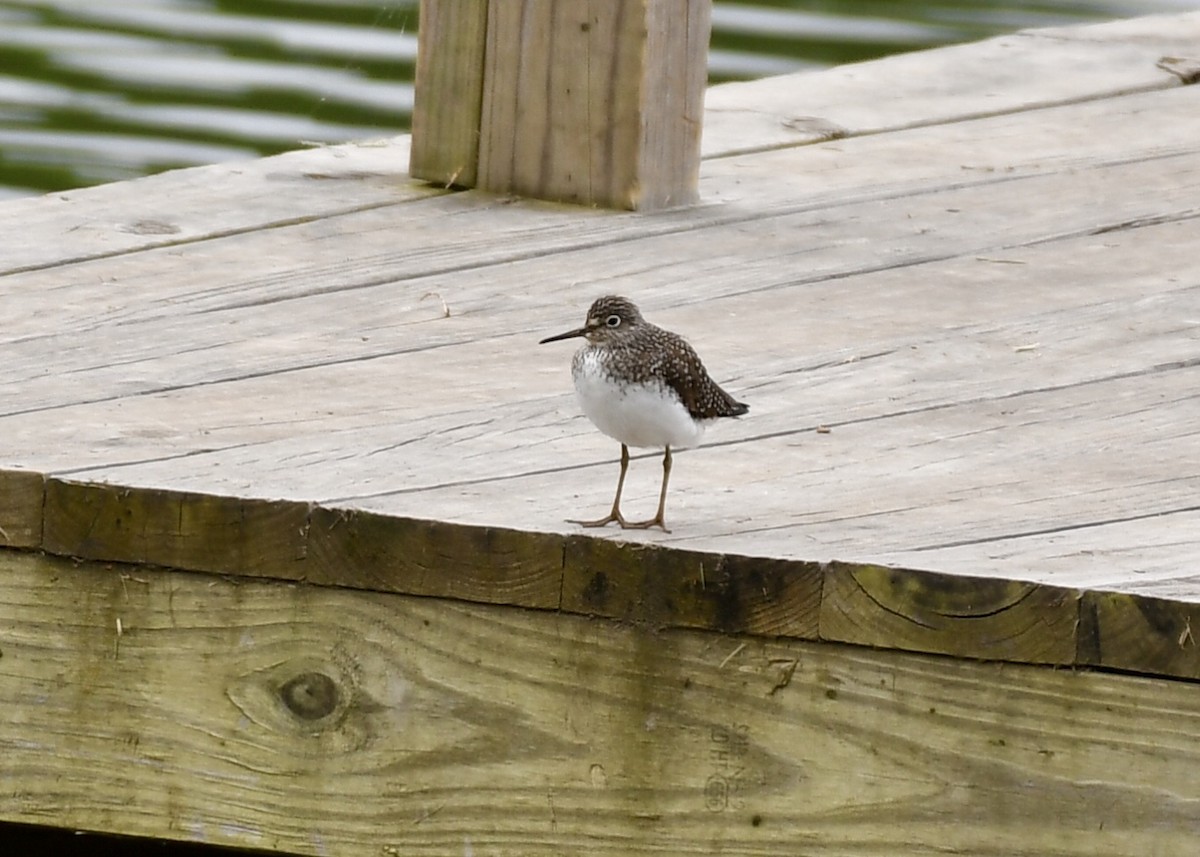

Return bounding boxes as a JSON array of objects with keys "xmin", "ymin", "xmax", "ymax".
[{"xmin": 0, "ymin": 0, "xmax": 1195, "ymax": 198}]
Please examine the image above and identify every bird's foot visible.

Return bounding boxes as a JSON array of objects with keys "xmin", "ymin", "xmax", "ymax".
[
  {"xmin": 568, "ymin": 511, "xmax": 625, "ymax": 529},
  {"xmin": 618, "ymin": 516, "xmax": 670, "ymax": 534},
  {"xmin": 568, "ymin": 501, "xmax": 672, "ymax": 528},
  {"xmin": 569, "ymin": 508, "xmax": 670, "ymax": 533}
]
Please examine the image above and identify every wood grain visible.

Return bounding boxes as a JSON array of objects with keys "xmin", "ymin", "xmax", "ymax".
[
  {"xmin": 409, "ymin": 0, "xmax": 489, "ymax": 188},
  {"xmin": 0, "ymin": 469, "xmax": 42, "ymax": 548},
  {"xmin": 305, "ymin": 506, "xmax": 564, "ymax": 607},
  {"xmin": 0, "ymin": 137, "xmax": 430, "ymax": 276},
  {"xmin": 0, "ymin": 98, "xmax": 1195, "ymax": 674},
  {"xmin": 5, "ymin": 85, "xmax": 1198, "ymax": 359},
  {"xmin": 20, "ymin": 474, "xmax": 1200, "ymax": 679},
  {"xmin": 41, "ymin": 478, "xmax": 310, "ymax": 581},
  {"xmin": 2, "ymin": 549, "xmax": 1198, "ymax": 856},
  {"xmin": 820, "ymin": 563, "xmax": 1081, "ymax": 666},
  {"xmin": 6, "ymin": 14, "xmax": 1200, "ymax": 854},
  {"xmin": 702, "ymin": 13, "xmax": 1200, "ymax": 156},
  {"xmin": 561, "ymin": 538, "xmax": 822, "ymax": 638},
  {"xmin": 1079, "ymin": 590, "xmax": 1200, "ymax": 679},
  {"xmin": 478, "ymin": 0, "xmax": 710, "ymax": 209},
  {"xmin": 5, "ymin": 133, "xmax": 1197, "ymax": 455},
  {"xmin": 637, "ymin": 0, "xmax": 711, "ymax": 208}
]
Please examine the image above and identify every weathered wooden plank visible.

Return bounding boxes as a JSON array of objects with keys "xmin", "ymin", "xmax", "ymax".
[
  {"xmin": 3, "ymin": 429, "xmax": 1161, "ymax": 675},
  {"xmin": 4, "ymin": 332, "xmax": 1194, "ymax": 636},
  {"xmin": 702, "ymin": 12, "xmax": 1200, "ymax": 155},
  {"xmin": 375, "ymin": 363, "xmax": 1196, "ymax": 546},
  {"xmin": 896, "ymin": 513, "xmax": 1200, "ymax": 601},
  {"xmin": 0, "ymin": 137, "xmax": 430, "ymax": 276},
  {"xmin": 560, "ymin": 538, "xmax": 822, "ymax": 639},
  {"xmin": 41, "ymin": 479, "xmax": 310, "ymax": 581},
  {"xmin": 0, "ymin": 469, "xmax": 42, "ymax": 548},
  {"xmin": 2, "ymin": 549, "xmax": 1198, "ymax": 856},
  {"xmin": 28, "ymin": 481, "xmax": 816, "ymax": 645},
  {"xmin": 409, "ymin": 0, "xmax": 489, "ymax": 188},
  {"xmin": 305, "ymin": 507, "xmax": 564, "ymax": 608}
]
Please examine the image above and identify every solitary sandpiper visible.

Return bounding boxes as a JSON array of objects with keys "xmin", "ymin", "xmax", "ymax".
[{"xmin": 540, "ymin": 296, "xmax": 748, "ymax": 532}]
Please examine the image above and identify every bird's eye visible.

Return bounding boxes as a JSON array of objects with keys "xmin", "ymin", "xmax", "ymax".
[{"xmin": 606, "ymin": 315, "xmax": 621, "ymax": 328}]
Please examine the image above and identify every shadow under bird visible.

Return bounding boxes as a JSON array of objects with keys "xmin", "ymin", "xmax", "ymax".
[{"xmin": 539, "ymin": 296, "xmax": 748, "ymax": 532}]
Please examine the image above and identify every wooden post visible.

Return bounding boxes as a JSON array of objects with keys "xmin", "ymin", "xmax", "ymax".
[
  {"xmin": 410, "ymin": 0, "xmax": 712, "ymax": 211},
  {"xmin": 408, "ymin": 0, "xmax": 490, "ymax": 189}
]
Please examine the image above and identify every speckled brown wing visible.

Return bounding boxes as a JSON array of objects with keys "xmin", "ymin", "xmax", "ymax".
[{"xmin": 657, "ymin": 328, "xmax": 749, "ymax": 421}]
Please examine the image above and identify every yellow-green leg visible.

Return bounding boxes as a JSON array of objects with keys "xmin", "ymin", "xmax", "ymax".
[
  {"xmin": 570, "ymin": 443, "xmax": 632, "ymax": 528},
  {"xmin": 624, "ymin": 446, "xmax": 671, "ymax": 533}
]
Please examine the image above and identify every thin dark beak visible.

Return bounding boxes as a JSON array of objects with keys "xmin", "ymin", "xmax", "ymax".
[{"xmin": 539, "ymin": 326, "xmax": 588, "ymax": 344}]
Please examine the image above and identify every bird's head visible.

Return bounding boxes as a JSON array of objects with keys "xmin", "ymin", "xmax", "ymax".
[{"xmin": 539, "ymin": 295, "xmax": 645, "ymax": 345}]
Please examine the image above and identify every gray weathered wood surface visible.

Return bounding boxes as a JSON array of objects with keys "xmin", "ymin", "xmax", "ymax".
[{"xmin": 2, "ymin": 14, "xmax": 1200, "ymax": 673}]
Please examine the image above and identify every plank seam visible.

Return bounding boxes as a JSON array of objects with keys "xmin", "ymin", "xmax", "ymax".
[
  {"xmin": 906, "ymin": 505, "xmax": 1200, "ymax": 553},
  {"xmin": 704, "ymin": 28, "xmax": 1188, "ymax": 161},
  {"xmin": 0, "ymin": 194, "xmax": 451, "ymax": 279}
]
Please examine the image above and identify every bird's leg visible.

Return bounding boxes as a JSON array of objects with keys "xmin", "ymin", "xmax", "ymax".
[
  {"xmin": 624, "ymin": 446, "xmax": 672, "ymax": 533},
  {"xmin": 569, "ymin": 443, "xmax": 630, "ymax": 528}
]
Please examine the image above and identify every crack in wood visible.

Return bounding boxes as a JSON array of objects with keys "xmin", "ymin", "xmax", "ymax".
[
  {"xmin": 51, "ymin": 441, "xmax": 270, "ymax": 477},
  {"xmin": 780, "ymin": 349, "xmax": 898, "ymax": 376},
  {"xmin": 1089, "ymin": 208, "xmax": 1200, "ymax": 236},
  {"xmin": 0, "ymin": 198, "xmax": 432, "ymax": 279},
  {"xmin": 851, "ymin": 575, "xmax": 939, "ymax": 631},
  {"xmin": 935, "ymin": 585, "xmax": 1038, "ymax": 620},
  {"xmin": 366, "ymin": 419, "xmax": 496, "ymax": 457},
  {"xmin": 907, "ymin": 504, "xmax": 1200, "ymax": 553}
]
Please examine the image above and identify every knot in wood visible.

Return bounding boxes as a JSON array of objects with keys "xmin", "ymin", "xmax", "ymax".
[{"xmin": 279, "ymin": 671, "xmax": 339, "ymax": 721}]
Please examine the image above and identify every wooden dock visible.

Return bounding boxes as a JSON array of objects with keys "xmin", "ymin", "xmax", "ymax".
[{"xmin": 2, "ymin": 12, "xmax": 1200, "ymax": 856}]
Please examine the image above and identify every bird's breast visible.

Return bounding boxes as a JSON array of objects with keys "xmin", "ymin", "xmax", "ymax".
[{"xmin": 571, "ymin": 347, "xmax": 704, "ymax": 449}]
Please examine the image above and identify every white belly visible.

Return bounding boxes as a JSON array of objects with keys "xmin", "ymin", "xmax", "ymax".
[{"xmin": 573, "ymin": 353, "xmax": 703, "ymax": 449}]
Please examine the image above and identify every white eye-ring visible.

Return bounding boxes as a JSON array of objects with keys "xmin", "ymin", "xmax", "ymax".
[{"xmin": 606, "ymin": 314, "xmax": 622, "ymax": 328}]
